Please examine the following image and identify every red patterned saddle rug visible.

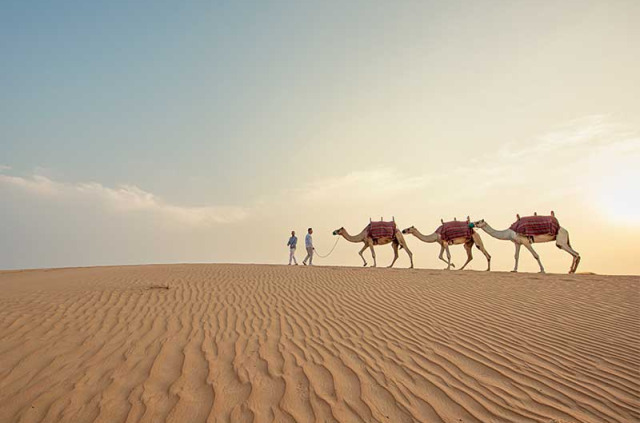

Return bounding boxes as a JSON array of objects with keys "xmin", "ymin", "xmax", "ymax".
[
  {"xmin": 510, "ymin": 216, "xmax": 560, "ymax": 237},
  {"xmin": 436, "ymin": 221, "xmax": 474, "ymax": 243},
  {"xmin": 368, "ymin": 221, "xmax": 397, "ymax": 243}
]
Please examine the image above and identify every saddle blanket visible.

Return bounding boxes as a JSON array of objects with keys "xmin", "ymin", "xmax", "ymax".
[
  {"xmin": 510, "ymin": 216, "xmax": 560, "ymax": 237},
  {"xmin": 368, "ymin": 221, "xmax": 397, "ymax": 240},
  {"xmin": 436, "ymin": 221, "xmax": 473, "ymax": 242}
]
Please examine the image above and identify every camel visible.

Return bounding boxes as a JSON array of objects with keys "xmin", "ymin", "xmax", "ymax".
[
  {"xmin": 332, "ymin": 220, "xmax": 414, "ymax": 268},
  {"xmin": 471, "ymin": 211, "xmax": 580, "ymax": 273},
  {"xmin": 402, "ymin": 217, "xmax": 491, "ymax": 270}
]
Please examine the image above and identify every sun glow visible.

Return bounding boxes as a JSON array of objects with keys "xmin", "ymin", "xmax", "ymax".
[{"xmin": 595, "ymin": 163, "xmax": 640, "ymax": 221}]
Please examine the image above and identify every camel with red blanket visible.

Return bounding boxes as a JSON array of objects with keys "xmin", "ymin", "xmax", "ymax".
[
  {"xmin": 402, "ymin": 217, "xmax": 491, "ymax": 270},
  {"xmin": 472, "ymin": 211, "xmax": 580, "ymax": 273},
  {"xmin": 332, "ymin": 219, "xmax": 414, "ymax": 268}
]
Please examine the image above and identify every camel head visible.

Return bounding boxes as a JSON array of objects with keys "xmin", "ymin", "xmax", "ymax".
[
  {"xmin": 332, "ymin": 227, "xmax": 345, "ymax": 236},
  {"xmin": 470, "ymin": 219, "xmax": 486, "ymax": 229},
  {"xmin": 401, "ymin": 226, "xmax": 416, "ymax": 234}
]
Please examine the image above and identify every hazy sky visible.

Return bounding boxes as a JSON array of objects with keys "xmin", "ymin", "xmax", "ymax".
[{"xmin": 2, "ymin": 1, "xmax": 639, "ymax": 274}]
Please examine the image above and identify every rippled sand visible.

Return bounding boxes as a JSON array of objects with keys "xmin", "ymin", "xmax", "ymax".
[{"xmin": 0, "ymin": 264, "xmax": 638, "ymax": 423}]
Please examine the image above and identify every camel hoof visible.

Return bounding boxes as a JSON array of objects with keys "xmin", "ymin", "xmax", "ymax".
[{"xmin": 511, "ymin": 270, "xmax": 518, "ymax": 273}]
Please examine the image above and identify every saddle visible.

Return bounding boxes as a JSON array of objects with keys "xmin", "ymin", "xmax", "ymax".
[
  {"xmin": 436, "ymin": 220, "xmax": 474, "ymax": 244},
  {"xmin": 510, "ymin": 213, "xmax": 560, "ymax": 238},
  {"xmin": 368, "ymin": 221, "xmax": 397, "ymax": 245}
]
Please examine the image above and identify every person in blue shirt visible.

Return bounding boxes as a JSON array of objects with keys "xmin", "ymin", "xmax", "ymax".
[
  {"xmin": 287, "ymin": 230, "xmax": 298, "ymax": 265},
  {"xmin": 303, "ymin": 228, "xmax": 315, "ymax": 266}
]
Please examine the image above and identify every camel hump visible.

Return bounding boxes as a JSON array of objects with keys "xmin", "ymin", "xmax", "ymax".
[
  {"xmin": 516, "ymin": 214, "xmax": 520, "ymax": 220},
  {"xmin": 534, "ymin": 212, "xmax": 538, "ymax": 216},
  {"xmin": 551, "ymin": 210, "xmax": 555, "ymax": 217}
]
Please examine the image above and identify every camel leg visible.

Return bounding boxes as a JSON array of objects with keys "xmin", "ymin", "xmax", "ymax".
[
  {"xmin": 443, "ymin": 244, "xmax": 453, "ymax": 270},
  {"xmin": 358, "ymin": 244, "xmax": 368, "ymax": 267},
  {"xmin": 472, "ymin": 233, "xmax": 491, "ymax": 271},
  {"xmin": 459, "ymin": 242, "xmax": 473, "ymax": 270},
  {"xmin": 437, "ymin": 245, "xmax": 448, "ymax": 268},
  {"xmin": 556, "ymin": 228, "xmax": 580, "ymax": 273},
  {"xmin": 388, "ymin": 243, "xmax": 399, "ymax": 268},
  {"xmin": 369, "ymin": 243, "xmax": 377, "ymax": 267},
  {"xmin": 401, "ymin": 240, "xmax": 414, "ymax": 269},
  {"xmin": 522, "ymin": 241, "xmax": 546, "ymax": 273},
  {"xmin": 512, "ymin": 242, "xmax": 521, "ymax": 272},
  {"xmin": 445, "ymin": 245, "xmax": 453, "ymax": 270},
  {"xmin": 571, "ymin": 254, "xmax": 581, "ymax": 274},
  {"xmin": 437, "ymin": 243, "xmax": 454, "ymax": 269}
]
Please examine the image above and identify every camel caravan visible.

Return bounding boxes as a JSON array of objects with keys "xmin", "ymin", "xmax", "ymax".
[{"xmin": 332, "ymin": 211, "xmax": 580, "ymax": 273}]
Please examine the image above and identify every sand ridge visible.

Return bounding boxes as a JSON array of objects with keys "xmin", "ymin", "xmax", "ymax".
[{"xmin": 0, "ymin": 264, "xmax": 638, "ymax": 423}]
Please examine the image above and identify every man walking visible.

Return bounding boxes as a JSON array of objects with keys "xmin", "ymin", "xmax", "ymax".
[
  {"xmin": 303, "ymin": 227, "xmax": 314, "ymax": 266},
  {"xmin": 287, "ymin": 230, "xmax": 298, "ymax": 265}
]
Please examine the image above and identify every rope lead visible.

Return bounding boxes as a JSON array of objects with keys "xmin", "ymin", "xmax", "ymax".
[{"xmin": 314, "ymin": 237, "xmax": 341, "ymax": 258}]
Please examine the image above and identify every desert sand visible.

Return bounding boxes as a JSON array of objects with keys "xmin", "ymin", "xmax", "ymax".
[{"xmin": 0, "ymin": 264, "xmax": 637, "ymax": 423}]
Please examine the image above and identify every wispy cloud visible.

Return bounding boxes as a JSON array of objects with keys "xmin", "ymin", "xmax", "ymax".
[
  {"xmin": 0, "ymin": 173, "xmax": 249, "ymax": 225},
  {"xmin": 442, "ymin": 115, "xmax": 639, "ymax": 194},
  {"xmin": 295, "ymin": 169, "xmax": 431, "ymax": 203},
  {"xmin": 0, "ymin": 165, "xmax": 11, "ymax": 172},
  {"xmin": 2, "ymin": 117, "xmax": 637, "ymax": 227},
  {"xmin": 293, "ymin": 115, "xmax": 640, "ymax": 205},
  {"xmin": 0, "ymin": 174, "xmax": 59, "ymax": 195},
  {"xmin": 496, "ymin": 115, "xmax": 634, "ymax": 160}
]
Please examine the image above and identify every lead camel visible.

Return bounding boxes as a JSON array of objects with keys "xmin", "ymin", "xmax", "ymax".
[{"xmin": 333, "ymin": 218, "xmax": 414, "ymax": 268}]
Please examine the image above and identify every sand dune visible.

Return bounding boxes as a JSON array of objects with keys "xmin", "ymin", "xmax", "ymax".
[{"xmin": 0, "ymin": 264, "xmax": 637, "ymax": 423}]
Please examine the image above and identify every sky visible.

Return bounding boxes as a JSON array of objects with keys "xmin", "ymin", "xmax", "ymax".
[{"xmin": 1, "ymin": 0, "xmax": 639, "ymax": 274}]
